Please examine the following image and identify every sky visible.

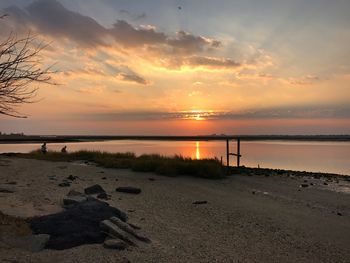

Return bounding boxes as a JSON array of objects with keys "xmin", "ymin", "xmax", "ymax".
[{"xmin": 0, "ymin": 0, "xmax": 349, "ymax": 135}]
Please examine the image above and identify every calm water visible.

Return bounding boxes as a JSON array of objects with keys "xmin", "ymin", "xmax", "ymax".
[{"xmin": 1, "ymin": 140, "xmax": 349, "ymax": 175}]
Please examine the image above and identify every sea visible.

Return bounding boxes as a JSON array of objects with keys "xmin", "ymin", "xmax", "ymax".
[{"xmin": 1, "ymin": 140, "xmax": 349, "ymax": 175}]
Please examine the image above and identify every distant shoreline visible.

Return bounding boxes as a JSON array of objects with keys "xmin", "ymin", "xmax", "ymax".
[{"xmin": 1, "ymin": 134, "xmax": 350, "ymax": 144}]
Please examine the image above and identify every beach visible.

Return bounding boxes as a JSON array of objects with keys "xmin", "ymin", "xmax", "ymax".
[{"xmin": 0, "ymin": 156, "xmax": 350, "ymax": 262}]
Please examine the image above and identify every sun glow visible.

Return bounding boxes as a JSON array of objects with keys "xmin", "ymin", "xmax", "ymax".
[{"xmin": 181, "ymin": 110, "xmax": 215, "ymax": 121}]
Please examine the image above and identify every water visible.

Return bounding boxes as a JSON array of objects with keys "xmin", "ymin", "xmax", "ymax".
[{"xmin": 1, "ymin": 140, "xmax": 349, "ymax": 175}]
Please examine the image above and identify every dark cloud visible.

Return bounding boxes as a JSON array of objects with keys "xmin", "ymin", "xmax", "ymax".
[
  {"xmin": 185, "ymin": 56, "xmax": 241, "ymax": 69},
  {"xmin": 117, "ymin": 72, "xmax": 149, "ymax": 85},
  {"xmin": 76, "ymin": 106, "xmax": 350, "ymax": 121},
  {"xmin": 167, "ymin": 31, "xmax": 221, "ymax": 54},
  {"xmin": 109, "ymin": 20, "xmax": 167, "ymax": 47},
  {"xmin": 2, "ymin": 0, "xmax": 221, "ymax": 54},
  {"xmin": 1, "ymin": 0, "xmax": 242, "ymax": 72},
  {"xmin": 26, "ymin": 0, "xmax": 107, "ymax": 47}
]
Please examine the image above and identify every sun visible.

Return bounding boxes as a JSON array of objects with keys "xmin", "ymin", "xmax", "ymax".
[{"xmin": 194, "ymin": 114, "xmax": 204, "ymax": 121}]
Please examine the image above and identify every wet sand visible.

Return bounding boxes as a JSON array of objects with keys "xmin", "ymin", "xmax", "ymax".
[{"xmin": 0, "ymin": 157, "xmax": 349, "ymax": 262}]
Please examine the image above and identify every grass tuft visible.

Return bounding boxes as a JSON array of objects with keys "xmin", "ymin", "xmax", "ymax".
[{"xmin": 19, "ymin": 150, "xmax": 225, "ymax": 179}]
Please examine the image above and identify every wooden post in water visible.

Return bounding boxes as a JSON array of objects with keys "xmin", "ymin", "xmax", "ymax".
[
  {"xmin": 226, "ymin": 139, "xmax": 229, "ymax": 168},
  {"xmin": 237, "ymin": 138, "xmax": 241, "ymax": 167}
]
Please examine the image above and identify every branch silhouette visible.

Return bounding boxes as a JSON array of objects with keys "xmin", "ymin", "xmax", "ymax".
[{"xmin": 0, "ymin": 31, "xmax": 54, "ymax": 118}]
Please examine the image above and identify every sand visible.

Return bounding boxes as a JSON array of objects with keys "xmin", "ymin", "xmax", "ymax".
[{"xmin": 0, "ymin": 156, "xmax": 349, "ymax": 262}]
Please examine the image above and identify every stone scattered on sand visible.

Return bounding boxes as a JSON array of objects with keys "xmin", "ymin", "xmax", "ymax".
[
  {"xmin": 104, "ymin": 238, "xmax": 127, "ymax": 250},
  {"xmin": 324, "ymin": 182, "xmax": 328, "ymax": 185},
  {"xmin": 192, "ymin": 200, "xmax": 208, "ymax": 205},
  {"xmin": 84, "ymin": 184, "xmax": 105, "ymax": 195},
  {"xmin": 148, "ymin": 178, "xmax": 155, "ymax": 181},
  {"xmin": 101, "ymin": 177, "xmax": 107, "ymax": 180},
  {"xmin": 63, "ymin": 196, "xmax": 87, "ymax": 206},
  {"xmin": 67, "ymin": 175, "xmax": 78, "ymax": 181},
  {"xmin": 31, "ymin": 199, "xmax": 127, "ymax": 250},
  {"xmin": 97, "ymin": 192, "xmax": 110, "ymax": 200},
  {"xmin": 58, "ymin": 182, "xmax": 70, "ymax": 187},
  {"xmin": 300, "ymin": 184, "xmax": 309, "ymax": 188},
  {"xmin": 0, "ymin": 188, "xmax": 14, "ymax": 193},
  {"xmin": 5, "ymin": 181, "xmax": 17, "ymax": 185},
  {"xmin": 337, "ymin": 212, "xmax": 343, "ymax": 216},
  {"xmin": 116, "ymin": 187, "xmax": 141, "ymax": 194}
]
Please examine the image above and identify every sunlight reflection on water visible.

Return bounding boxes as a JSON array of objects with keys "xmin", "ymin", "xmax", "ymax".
[{"xmin": 1, "ymin": 140, "xmax": 349, "ymax": 175}]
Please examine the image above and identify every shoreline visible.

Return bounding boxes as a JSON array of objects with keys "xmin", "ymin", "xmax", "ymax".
[{"xmin": 0, "ymin": 152, "xmax": 349, "ymax": 178}]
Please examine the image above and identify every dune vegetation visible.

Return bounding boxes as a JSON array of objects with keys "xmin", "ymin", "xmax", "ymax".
[{"xmin": 19, "ymin": 150, "xmax": 225, "ymax": 179}]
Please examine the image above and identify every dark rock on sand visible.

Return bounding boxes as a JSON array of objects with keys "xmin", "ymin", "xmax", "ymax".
[
  {"xmin": 63, "ymin": 196, "xmax": 87, "ymax": 206},
  {"xmin": 67, "ymin": 175, "xmax": 78, "ymax": 181},
  {"xmin": 116, "ymin": 187, "xmax": 141, "ymax": 194},
  {"xmin": 104, "ymin": 238, "xmax": 127, "ymax": 250},
  {"xmin": 0, "ymin": 188, "xmax": 14, "ymax": 193},
  {"xmin": 31, "ymin": 199, "xmax": 127, "ymax": 250},
  {"xmin": 5, "ymin": 181, "xmax": 17, "ymax": 185},
  {"xmin": 148, "ymin": 178, "xmax": 155, "ymax": 181},
  {"xmin": 193, "ymin": 201, "xmax": 208, "ymax": 205},
  {"xmin": 337, "ymin": 212, "xmax": 343, "ymax": 216},
  {"xmin": 300, "ymin": 184, "xmax": 309, "ymax": 188},
  {"xmin": 84, "ymin": 184, "xmax": 105, "ymax": 195},
  {"xmin": 101, "ymin": 177, "xmax": 107, "ymax": 180},
  {"xmin": 97, "ymin": 192, "xmax": 109, "ymax": 200},
  {"xmin": 324, "ymin": 182, "xmax": 328, "ymax": 185},
  {"xmin": 58, "ymin": 182, "xmax": 70, "ymax": 187}
]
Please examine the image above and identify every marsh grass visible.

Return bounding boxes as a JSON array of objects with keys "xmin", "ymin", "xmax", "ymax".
[{"xmin": 20, "ymin": 150, "xmax": 225, "ymax": 179}]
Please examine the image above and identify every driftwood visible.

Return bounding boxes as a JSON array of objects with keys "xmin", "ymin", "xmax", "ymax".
[
  {"xmin": 110, "ymin": 217, "xmax": 151, "ymax": 243},
  {"xmin": 100, "ymin": 220, "xmax": 138, "ymax": 246}
]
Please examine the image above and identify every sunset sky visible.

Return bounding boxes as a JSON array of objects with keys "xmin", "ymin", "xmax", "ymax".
[{"xmin": 0, "ymin": 0, "xmax": 349, "ymax": 135}]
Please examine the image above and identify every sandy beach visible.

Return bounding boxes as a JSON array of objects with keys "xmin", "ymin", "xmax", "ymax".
[{"xmin": 0, "ymin": 156, "xmax": 350, "ymax": 262}]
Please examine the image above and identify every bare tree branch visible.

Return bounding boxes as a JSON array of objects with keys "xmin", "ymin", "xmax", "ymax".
[{"xmin": 0, "ymin": 30, "xmax": 54, "ymax": 118}]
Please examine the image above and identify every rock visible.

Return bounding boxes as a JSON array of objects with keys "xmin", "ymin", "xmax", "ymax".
[
  {"xmin": 252, "ymin": 191, "xmax": 256, "ymax": 195},
  {"xmin": 100, "ymin": 220, "xmax": 137, "ymax": 246},
  {"xmin": 31, "ymin": 199, "xmax": 127, "ymax": 250},
  {"xmin": 67, "ymin": 175, "xmax": 78, "ymax": 181},
  {"xmin": 337, "ymin": 212, "xmax": 343, "ymax": 216},
  {"xmin": 192, "ymin": 200, "xmax": 208, "ymax": 205},
  {"xmin": 5, "ymin": 181, "xmax": 17, "ymax": 185},
  {"xmin": 128, "ymin": 222, "xmax": 141, "ymax": 230},
  {"xmin": 0, "ymin": 188, "xmax": 14, "ymax": 193},
  {"xmin": 58, "ymin": 182, "xmax": 70, "ymax": 187},
  {"xmin": 110, "ymin": 216, "xmax": 150, "ymax": 243},
  {"xmin": 116, "ymin": 187, "xmax": 141, "ymax": 194},
  {"xmin": 148, "ymin": 178, "xmax": 155, "ymax": 181},
  {"xmin": 300, "ymin": 184, "xmax": 308, "ymax": 188},
  {"xmin": 101, "ymin": 177, "xmax": 107, "ymax": 180},
  {"xmin": 97, "ymin": 192, "xmax": 109, "ymax": 200},
  {"xmin": 84, "ymin": 184, "xmax": 105, "ymax": 195},
  {"xmin": 63, "ymin": 196, "xmax": 87, "ymax": 206},
  {"xmin": 104, "ymin": 239, "xmax": 127, "ymax": 250},
  {"xmin": 323, "ymin": 182, "xmax": 328, "ymax": 185}
]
